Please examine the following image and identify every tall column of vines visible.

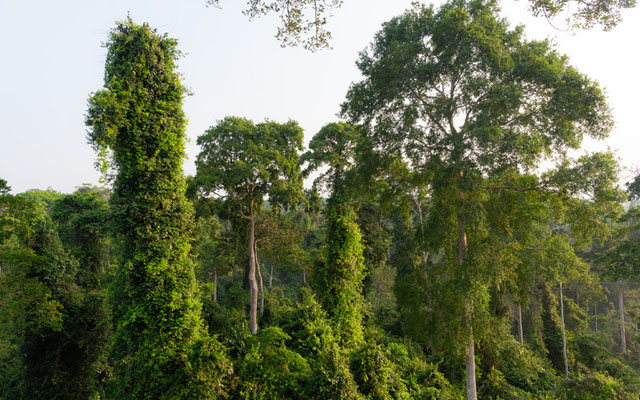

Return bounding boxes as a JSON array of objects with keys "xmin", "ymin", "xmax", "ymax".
[
  {"xmin": 322, "ymin": 182, "xmax": 366, "ymax": 348},
  {"xmin": 86, "ymin": 19, "xmax": 228, "ymax": 399},
  {"xmin": 303, "ymin": 122, "xmax": 366, "ymax": 348}
]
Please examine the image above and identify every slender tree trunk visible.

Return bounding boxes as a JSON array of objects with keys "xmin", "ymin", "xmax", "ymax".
[
  {"xmin": 213, "ymin": 267, "xmax": 217, "ymax": 303},
  {"xmin": 618, "ymin": 280, "xmax": 626, "ymax": 353},
  {"xmin": 518, "ymin": 304, "xmax": 524, "ymax": 344},
  {"xmin": 302, "ymin": 269, "xmax": 306, "ymax": 285},
  {"xmin": 594, "ymin": 302, "xmax": 598, "ymax": 333},
  {"xmin": 412, "ymin": 193, "xmax": 429, "ymax": 266},
  {"xmin": 248, "ymin": 203, "xmax": 258, "ymax": 335},
  {"xmin": 455, "ymin": 172, "xmax": 476, "ymax": 400},
  {"xmin": 269, "ymin": 262, "xmax": 273, "ymax": 288},
  {"xmin": 465, "ymin": 332, "xmax": 477, "ymax": 400},
  {"xmin": 560, "ymin": 282, "xmax": 568, "ymax": 378},
  {"xmin": 457, "ymin": 199, "xmax": 476, "ymax": 400},
  {"xmin": 255, "ymin": 243, "xmax": 265, "ymax": 315}
]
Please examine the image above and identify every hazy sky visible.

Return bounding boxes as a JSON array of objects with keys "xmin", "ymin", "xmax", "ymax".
[{"xmin": 1, "ymin": 0, "xmax": 638, "ymax": 194}]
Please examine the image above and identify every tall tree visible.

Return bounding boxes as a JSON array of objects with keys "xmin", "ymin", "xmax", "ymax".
[
  {"xmin": 302, "ymin": 122, "xmax": 367, "ymax": 347},
  {"xmin": 195, "ymin": 116, "xmax": 304, "ymax": 334},
  {"xmin": 342, "ymin": 1, "xmax": 621, "ymax": 397},
  {"xmin": 86, "ymin": 19, "xmax": 230, "ymax": 399}
]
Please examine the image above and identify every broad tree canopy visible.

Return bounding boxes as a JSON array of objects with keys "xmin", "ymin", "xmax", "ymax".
[{"xmin": 196, "ymin": 116, "xmax": 304, "ymax": 211}]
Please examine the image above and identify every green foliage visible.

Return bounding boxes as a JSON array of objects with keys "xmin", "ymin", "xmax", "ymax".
[
  {"xmin": 573, "ymin": 333, "xmax": 640, "ymax": 391},
  {"xmin": 22, "ymin": 288, "xmax": 111, "ymax": 400},
  {"xmin": 318, "ymin": 194, "xmax": 366, "ymax": 347},
  {"xmin": 17, "ymin": 189, "xmax": 64, "ymax": 216},
  {"xmin": 303, "ymin": 122, "xmax": 367, "ymax": 347},
  {"xmin": 493, "ymin": 338, "xmax": 557, "ymax": 395},
  {"xmin": 279, "ymin": 290, "xmax": 363, "ymax": 399},
  {"xmin": 528, "ymin": 0, "xmax": 636, "ymax": 30},
  {"xmin": 342, "ymin": 3, "xmax": 622, "ymax": 395},
  {"xmin": 255, "ymin": 210, "xmax": 308, "ymax": 277},
  {"xmin": 235, "ymin": 327, "xmax": 311, "ymax": 399},
  {"xmin": 357, "ymin": 201, "xmax": 390, "ymax": 299},
  {"xmin": 196, "ymin": 116, "xmax": 304, "ymax": 212},
  {"xmin": 598, "ymin": 207, "xmax": 640, "ymax": 281},
  {"xmin": 627, "ymin": 175, "xmax": 640, "ymax": 200},
  {"xmin": 195, "ymin": 115, "xmax": 304, "ymax": 334},
  {"xmin": 350, "ymin": 343, "xmax": 409, "ymax": 399},
  {"xmin": 200, "ymin": 284, "xmax": 248, "ymax": 338},
  {"xmin": 86, "ymin": 18, "xmax": 231, "ymax": 398},
  {"xmin": 50, "ymin": 188, "xmax": 111, "ymax": 288},
  {"xmin": 389, "ymin": 197, "xmax": 429, "ymax": 344},
  {"xmin": 539, "ymin": 281, "xmax": 567, "ymax": 373},
  {"xmin": 0, "ymin": 189, "xmax": 111, "ymax": 400},
  {"xmin": 557, "ymin": 371, "xmax": 635, "ymax": 400},
  {"xmin": 206, "ymin": 0, "xmax": 342, "ymax": 50},
  {"xmin": 478, "ymin": 367, "xmax": 535, "ymax": 400},
  {"xmin": 0, "ymin": 179, "xmax": 9, "ymax": 195},
  {"xmin": 0, "ymin": 337, "xmax": 22, "ymax": 400},
  {"xmin": 386, "ymin": 343, "xmax": 461, "ymax": 400},
  {"xmin": 301, "ymin": 122, "xmax": 363, "ymax": 192}
]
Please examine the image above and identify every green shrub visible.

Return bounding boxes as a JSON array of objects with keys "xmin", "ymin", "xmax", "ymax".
[
  {"xmin": 557, "ymin": 371, "xmax": 635, "ymax": 400},
  {"xmin": 234, "ymin": 327, "xmax": 311, "ymax": 399},
  {"xmin": 350, "ymin": 343, "xmax": 409, "ymax": 400},
  {"xmin": 280, "ymin": 290, "xmax": 363, "ymax": 399},
  {"xmin": 387, "ymin": 342, "xmax": 461, "ymax": 400}
]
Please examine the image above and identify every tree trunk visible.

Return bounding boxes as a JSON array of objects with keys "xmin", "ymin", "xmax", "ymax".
[
  {"xmin": 248, "ymin": 203, "xmax": 258, "ymax": 335},
  {"xmin": 618, "ymin": 280, "xmax": 626, "ymax": 353},
  {"xmin": 269, "ymin": 262, "xmax": 273, "ymax": 288},
  {"xmin": 302, "ymin": 269, "xmax": 306, "ymax": 285},
  {"xmin": 518, "ymin": 304, "xmax": 524, "ymax": 344},
  {"xmin": 255, "ymin": 242, "xmax": 265, "ymax": 315},
  {"xmin": 456, "ymin": 178, "xmax": 476, "ymax": 400},
  {"xmin": 213, "ymin": 267, "xmax": 217, "ymax": 303},
  {"xmin": 560, "ymin": 282, "xmax": 568, "ymax": 378},
  {"xmin": 594, "ymin": 302, "xmax": 598, "ymax": 333},
  {"xmin": 465, "ymin": 332, "xmax": 477, "ymax": 400},
  {"xmin": 412, "ymin": 192, "xmax": 429, "ymax": 266}
]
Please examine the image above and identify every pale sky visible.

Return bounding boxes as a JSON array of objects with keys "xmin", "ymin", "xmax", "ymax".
[{"xmin": 1, "ymin": 0, "xmax": 638, "ymax": 194}]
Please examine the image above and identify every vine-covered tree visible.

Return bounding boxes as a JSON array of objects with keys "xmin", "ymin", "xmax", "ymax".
[
  {"xmin": 302, "ymin": 122, "xmax": 367, "ymax": 347},
  {"xmin": 86, "ymin": 19, "xmax": 230, "ymax": 399},
  {"xmin": 342, "ymin": 1, "xmax": 622, "ymax": 397}
]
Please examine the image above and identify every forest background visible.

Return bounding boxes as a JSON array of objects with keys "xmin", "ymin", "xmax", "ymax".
[{"xmin": 1, "ymin": 0, "xmax": 640, "ymax": 400}]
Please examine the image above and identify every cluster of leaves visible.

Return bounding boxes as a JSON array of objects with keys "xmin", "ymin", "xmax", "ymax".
[
  {"xmin": 206, "ymin": 0, "xmax": 343, "ymax": 50},
  {"xmin": 205, "ymin": 0, "xmax": 635, "ymax": 50}
]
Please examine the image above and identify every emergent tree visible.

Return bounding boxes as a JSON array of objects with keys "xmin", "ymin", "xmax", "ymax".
[
  {"xmin": 195, "ymin": 116, "xmax": 304, "ymax": 334},
  {"xmin": 342, "ymin": 1, "xmax": 621, "ymax": 398},
  {"xmin": 86, "ymin": 19, "xmax": 230, "ymax": 399}
]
